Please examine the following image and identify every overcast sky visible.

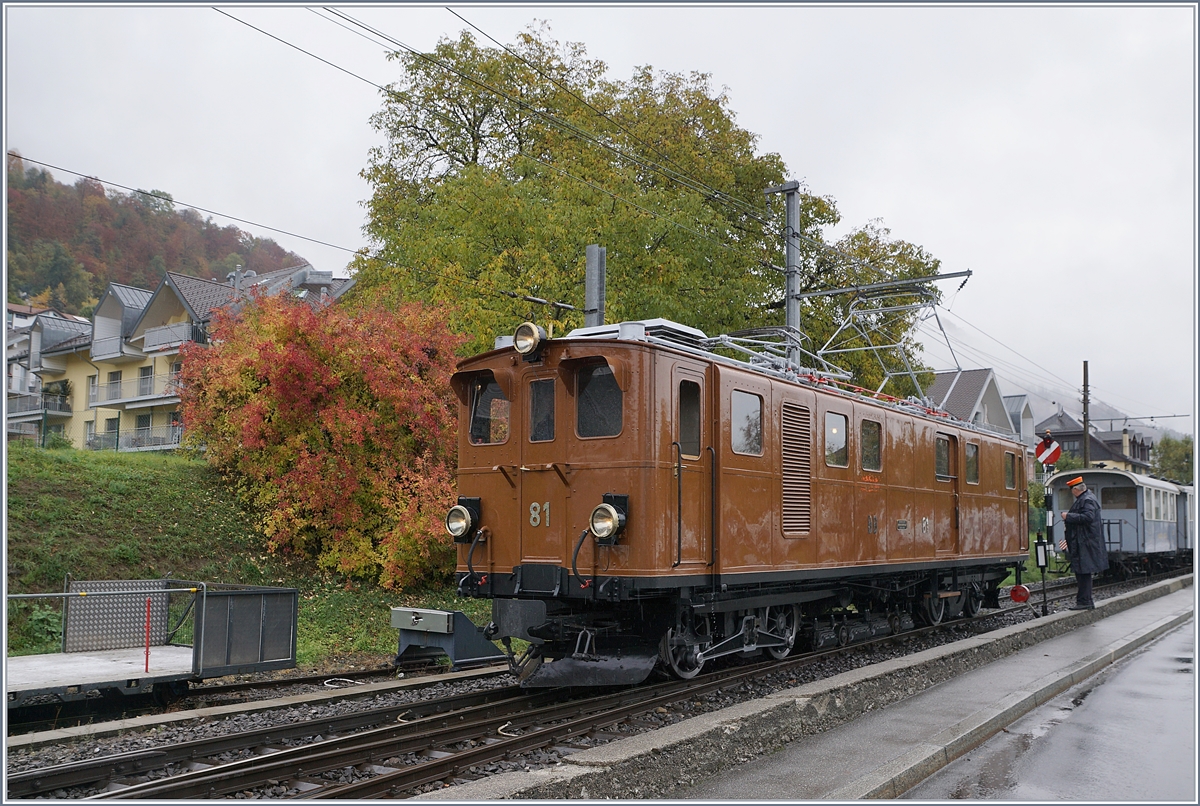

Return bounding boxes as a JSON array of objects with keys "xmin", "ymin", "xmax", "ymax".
[{"xmin": 4, "ymin": 3, "xmax": 1196, "ymax": 439}]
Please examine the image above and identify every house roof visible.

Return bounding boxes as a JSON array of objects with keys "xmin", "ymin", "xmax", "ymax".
[
  {"xmin": 926, "ymin": 368, "xmax": 994, "ymax": 422},
  {"xmin": 96, "ymin": 283, "xmax": 154, "ymax": 335},
  {"xmin": 163, "ymin": 273, "xmax": 238, "ymax": 323},
  {"xmin": 36, "ymin": 316, "xmax": 93, "ymax": 354},
  {"xmin": 1034, "ymin": 411, "xmax": 1084, "ymax": 434}
]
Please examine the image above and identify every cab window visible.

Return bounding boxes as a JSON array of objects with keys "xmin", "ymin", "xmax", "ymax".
[
  {"xmin": 679, "ymin": 380, "xmax": 701, "ymax": 457},
  {"xmin": 468, "ymin": 372, "xmax": 510, "ymax": 445},
  {"xmin": 577, "ymin": 362, "xmax": 622, "ymax": 438},
  {"xmin": 1004, "ymin": 452, "xmax": 1016, "ymax": 489},
  {"xmin": 861, "ymin": 419, "xmax": 882, "ymax": 472},
  {"xmin": 935, "ymin": 436, "xmax": 950, "ymax": 479},
  {"xmin": 529, "ymin": 379, "xmax": 555, "ymax": 442},
  {"xmin": 825, "ymin": 412, "xmax": 848, "ymax": 467},
  {"xmin": 731, "ymin": 390, "xmax": 763, "ymax": 456},
  {"xmin": 965, "ymin": 443, "xmax": 979, "ymax": 484}
]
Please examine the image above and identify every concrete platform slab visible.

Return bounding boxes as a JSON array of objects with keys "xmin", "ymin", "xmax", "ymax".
[{"xmin": 6, "ymin": 646, "xmax": 194, "ymax": 693}]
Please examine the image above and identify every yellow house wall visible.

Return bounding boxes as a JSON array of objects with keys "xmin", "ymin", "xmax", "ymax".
[{"xmin": 41, "ymin": 350, "xmax": 182, "ymax": 449}]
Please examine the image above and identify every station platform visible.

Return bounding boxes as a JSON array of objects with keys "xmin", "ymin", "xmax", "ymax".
[
  {"xmin": 5, "ymin": 646, "xmax": 195, "ymax": 704},
  {"xmin": 413, "ymin": 574, "xmax": 1195, "ymax": 800}
]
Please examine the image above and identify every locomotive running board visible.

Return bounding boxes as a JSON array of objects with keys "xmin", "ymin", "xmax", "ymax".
[{"xmin": 519, "ymin": 649, "xmax": 658, "ymax": 688}]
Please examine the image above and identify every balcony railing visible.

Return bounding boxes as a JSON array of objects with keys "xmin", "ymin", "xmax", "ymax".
[
  {"xmin": 91, "ymin": 335, "xmax": 142, "ymax": 361},
  {"xmin": 144, "ymin": 322, "xmax": 205, "ymax": 351},
  {"xmin": 89, "ymin": 373, "xmax": 181, "ymax": 406},
  {"xmin": 6, "ymin": 394, "xmax": 72, "ymax": 415},
  {"xmin": 86, "ymin": 425, "xmax": 183, "ymax": 452}
]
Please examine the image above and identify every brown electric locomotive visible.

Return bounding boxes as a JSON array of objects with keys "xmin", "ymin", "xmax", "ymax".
[{"xmin": 445, "ymin": 319, "xmax": 1029, "ymax": 686}]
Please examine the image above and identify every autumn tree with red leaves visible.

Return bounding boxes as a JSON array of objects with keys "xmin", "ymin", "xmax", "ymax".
[{"xmin": 179, "ymin": 295, "xmax": 463, "ymax": 590}]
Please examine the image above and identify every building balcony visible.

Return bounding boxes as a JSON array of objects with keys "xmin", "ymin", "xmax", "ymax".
[
  {"xmin": 86, "ymin": 424, "xmax": 184, "ymax": 452},
  {"xmin": 90, "ymin": 335, "xmax": 145, "ymax": 363},
  {"xmin": 143, "ymin": 322, "xmax": 206, "ymax": 352},
  {"xmin": 6, "ymin": 393, "xmax": 73, "ymax": 421},
  {"xmin": 89, "ymin": 373, "xmax": 181, "ymax": 410}
]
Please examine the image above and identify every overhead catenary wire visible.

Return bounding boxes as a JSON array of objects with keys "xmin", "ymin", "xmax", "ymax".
[
  {"xmin": 318, "ymin": 7, "xmax": 907, "ymax": 286},
  {"xmin": 219, "ymin": 7, "xmax": 787, "ymax": 280}
]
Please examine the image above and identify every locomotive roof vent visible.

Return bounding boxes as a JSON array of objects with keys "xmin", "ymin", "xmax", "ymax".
[{"xmin": 567, "ymin": 318, "xmax": 707, "ymax": 349}]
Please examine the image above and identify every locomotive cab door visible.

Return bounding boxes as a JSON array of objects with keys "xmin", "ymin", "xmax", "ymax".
[
  {"xmin": 672, "ymin": 366, "xmax": 710, "ymax": 568},
  {"xmin": 519, "ymin": 374, "xmax": 568, "ymax": 566},
  {"xmin": 934, "ymin": 432, "xmax": 961, "ymax": 555}
]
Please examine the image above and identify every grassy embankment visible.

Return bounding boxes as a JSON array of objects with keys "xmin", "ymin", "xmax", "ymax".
[{"xmin": 4, "ymin": 444, "xmax": 487, "ymax": 667}]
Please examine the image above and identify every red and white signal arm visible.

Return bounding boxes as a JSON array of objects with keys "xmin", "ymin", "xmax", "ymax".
[{"xmin": 1036, "ymin": 437, "xmax": 1062, "ymax": 466}]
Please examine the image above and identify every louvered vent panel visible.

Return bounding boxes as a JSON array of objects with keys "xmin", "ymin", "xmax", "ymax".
[{"xmin": 781, "ymin": 403, "xmax": 812, "ymax": 532}]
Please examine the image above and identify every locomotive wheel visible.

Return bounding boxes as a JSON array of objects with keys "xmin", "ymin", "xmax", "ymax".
[
  {"xmin": 659, "ymin": 620, "xmax": 709, "ymax": 680},
  {"xmin": 920, "ymin": 593, "xmax": 946, "ymax": 626},
  {"xmin": 763, "ymin": 604, "xmax": 800, "ymax": 660},
  {"xmin": 961, "ymin": 585, "xmax": 982, "ymax": 618}
]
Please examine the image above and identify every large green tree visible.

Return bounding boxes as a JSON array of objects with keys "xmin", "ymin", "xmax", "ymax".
[
  {"xmin": 352, "ymin": 25, "xmax": 941, "ymax": 395},
  {"xmin": 1151, "ymin": 434, "xmax": 1194, "ymax": 483}
]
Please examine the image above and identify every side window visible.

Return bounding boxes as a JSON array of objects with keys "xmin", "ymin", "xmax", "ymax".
[
  {"xmin": 577, "ymin": 362, "xmax": 623, "ymax": 438},
  {"xmin": 935, "ymin": 436, "xmax": 950, "ymax": 479},
  {"xmin": 1003, "ymin": 452, "xmax": 1016, "ymax": 489},
  {"xmin": 731, "ymin": 390, "xmax": 763, "ymax": 456},
  {"xmin": 468, "ymin": 372, "xmax": 511, "ymax": 445},
  {"xmin": 1154, "ymin": 489, "xmax": 1162, "ymax": 520},
  {"xmin": 679, "ymin": 380, "xmax": 701, "ymax": 457},
  {"xmin": 1101, "ymin": 487, "xmax": 1137, "ymax": 509},
  {"xmin": 861, "ymin": 420, "xmax": 882, "ymax": 472},
  {"xmin": 529, "ymin": 379, "xmax": 555, "ymax": 443},
  {"xmin": 965, "ymin": 443, "xmax": 979, "ymax": 484},
  {"xmin": 824, "ymin": 412, "xmax": 848, "ymax": 468}
]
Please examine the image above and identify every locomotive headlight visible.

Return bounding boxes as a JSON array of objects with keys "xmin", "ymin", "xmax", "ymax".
[
  {"xmin": 445, "ymin": 497, "xmax": 482, "ymax": 543},
  {"xmin": 446, "ymin": 506, "xmax": 473, "ymax": 538},
  {"xmin": 513, "ymin": 322, "xmax": 546, "ymax": 356},
  {"xmin": 590, "ymin": 504, "xmax": 625, "ymax": 539}
]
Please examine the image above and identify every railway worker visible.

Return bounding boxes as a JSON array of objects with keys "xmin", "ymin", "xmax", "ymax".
[{"xmin": 1058, "ymin": 476, "xmax": 1108, "ymax": 610}]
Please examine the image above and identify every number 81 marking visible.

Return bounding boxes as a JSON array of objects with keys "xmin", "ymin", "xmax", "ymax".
[{"xmin": 529, "ymin": 501, "xmax": 550, "ymax": 527}]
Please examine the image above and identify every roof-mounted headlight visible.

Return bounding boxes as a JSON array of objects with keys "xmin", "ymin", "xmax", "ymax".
[
  {"xmin": 446, "ymin": 497, "xmax": 481, "ymax": 543},
  {"xmin": 513, "ymin": 322, "xmax": 547, "ymax": 358}
]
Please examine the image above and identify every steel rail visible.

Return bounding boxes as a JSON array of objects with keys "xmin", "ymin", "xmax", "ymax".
[{"xmin": 9, "ymin": 685, "xmax": 527, "ymax": 798}]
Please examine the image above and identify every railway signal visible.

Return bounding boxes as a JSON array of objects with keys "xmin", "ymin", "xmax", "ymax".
[{"xmin": 1036, "ymin": 433, "xmax": 1062, "ymax": 466}]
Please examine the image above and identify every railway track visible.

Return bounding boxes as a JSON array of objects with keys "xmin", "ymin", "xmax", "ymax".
[{"xmin": 8, "ymin": 570, "xmax": 1183, "ymax": 799}]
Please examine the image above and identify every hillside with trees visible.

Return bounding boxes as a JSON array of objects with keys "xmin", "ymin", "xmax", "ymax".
[{"xmin": 6, "ymin": 151, "xmax": 309, "ymax": 315}]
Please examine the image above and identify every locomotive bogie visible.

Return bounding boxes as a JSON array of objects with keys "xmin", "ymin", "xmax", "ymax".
[{"xmin": 449, "ymin": 321, "xmax": 1029, "ymax": 685}]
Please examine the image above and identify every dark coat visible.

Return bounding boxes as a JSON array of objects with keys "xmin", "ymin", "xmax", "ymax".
[{"xmin": 1064, "ymin": 489, "xmax": 1109, "ymax": 574}]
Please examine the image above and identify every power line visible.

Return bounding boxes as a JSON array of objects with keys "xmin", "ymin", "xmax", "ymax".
[
  {"xmin": 220, "ymin": 7, "xmax": 784, "ymax": 278},
  {"xmin": 321, "ymin": 7, "xmax": 906, "ymax": 287},
  {"xmin": 8, "ymin": 152, "xmax": 579, "ymax": 316}
]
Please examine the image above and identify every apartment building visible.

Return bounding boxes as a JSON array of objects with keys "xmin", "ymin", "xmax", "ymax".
[{"xmin": 7, "ymin": 264, "xmax": 354, "ymax": 450}]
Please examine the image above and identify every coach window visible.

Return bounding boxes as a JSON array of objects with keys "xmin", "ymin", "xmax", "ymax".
[
  {"xmin": 577, "ymin": 361, "xmax": 623, "ymax": 438},
  {"xmin": 529, "ymin": 379, "xmax": 555, "ymax": 442},
  {"xmin": 825, "ymin": 412, "xmax": 849, "ymax": 468},
  {"xmin": 1101, "ymin": 487, "xmax": 1137, "ymax": 509},
  {"xmin": 1003, "ymin": 452, "xmax": 1016, "ymax": 489},
  {"xmin": 679, "ymin": 380, "xmax": 701, "ymax": 457},
  {"xmin": 935, "ymin": 436, "xmax": 950, "ymax": 479},
  {"xmin": 965, "ymin": 443, "xmax": 980, "ymax": 485},
  {"xmin": 731, "ymin": 390, "xmax": 763, "ymax": 456},
  {"xmin": 861, "ymin": 419, "xmax": 882, "ymax": 472},
  {"xmin": 1154, "ymin": 489, "xmax": 1162, "ymax": 521},
  {"xmin": 468, "ymin": 371, "xmax": 511, "ymax": 445}
]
